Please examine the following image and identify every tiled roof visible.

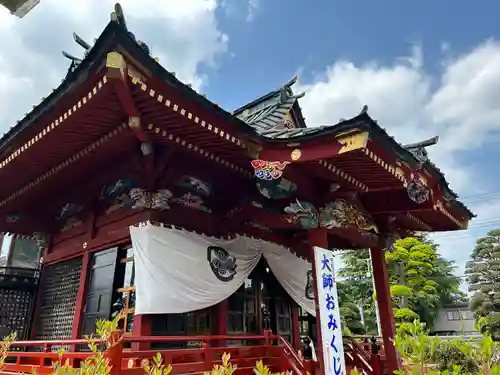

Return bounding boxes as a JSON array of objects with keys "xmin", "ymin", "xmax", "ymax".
[
  {"xmin": 0, "ymin": 3, "xmax": 473, "ymax": 222},
  {"xmin": 258, "ymin": 126, "xmax": 328, "ymax": 139},
  {"xmin": 233, "ymin": 76, "xmax": 307, "ymax": 132}
]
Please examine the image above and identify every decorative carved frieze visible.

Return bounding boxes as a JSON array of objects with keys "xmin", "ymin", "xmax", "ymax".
[
  {"xmin": 282, "ymin": 198, "xmax": 379, "ymax": 234},
  {"xmin": 257, "ymin": 178, "xmax": 298, "ymax": 200},
  {"xmin": 32, "ymin": 232, "xmax": 50, "ymax": 251},
  {"xmin": 56, "ymin": 203, "xmax": 84, "ymax": 232},
  {"xmin": 407, "ymin": 169, "xmax": 430, "ymax": 204},
  {"xmin": 283, "ymin": 200, "xmax": 319, "ymax": 229},
  {"xmin": 5, "ymin": 213, "xmax": 22, "ymax": 223},
  {"xmin": 172, "ymin": 193, "xmax": 211, "ymax": 213},
  {"xmin": 319, "ymin": 199, "xmax": 378, "ymax": 233},
  {"xmin": 129, "ymin": 188, "xmax": 173, "ymax": 211},
  {"xmin": 100, "ymin": 179, "xmax": 138, "ymax": 213}
]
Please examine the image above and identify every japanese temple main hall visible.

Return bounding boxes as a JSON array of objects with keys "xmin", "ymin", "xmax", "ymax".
[{"xmin": 0, "ymin": 4, "xmax": 473, "ymax": 375}]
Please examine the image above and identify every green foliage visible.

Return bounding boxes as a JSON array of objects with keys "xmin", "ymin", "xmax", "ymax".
[
  {"xmin": 205, "ymin": 353, "xmax": 237, "ymax": 375},
  {"xmin": 338, "ymin": 250, "xmax": 376, "ymax": 334},
  {"xmin": 386, "ymin": 237, "xmax": 463, "ymax": 328},
  {"xmin": 466, "ymin": 229, "xmax": 500, "ymax": 337},
  {"xmin": 253, "ymin": 359, "xmax": 292, "ymax": 375},
  {"xmin": 142, "ymin": 353, "xmax": 173, "ymax": 375},
  {"xmin": 339, "ymin": 302, "xmax": 365, "ymax": 335},
  {"xmin": 394, "ymin": 320, "xmax": 441, "ymax": 374},
  {"xmin": 394, "ymin": 318, "xmax": 500, "ymax": 375},
  {"xmin": 51, "ymin": 312, "xmax": 125, "ymax": 375},
  {"xmin": 0, "ymin": 332, "xmax": 15, "ymax": 370},
  {"xmin": 339, "ymin": 236, "xmax": 464, "ymax": 332},
  {"xmin": 433, "ymin": 340, "xmax": 476, "ymax": 374},
  {"xmin": 394, "ymin": 308, "xmax": 419, "ymax": 321}
]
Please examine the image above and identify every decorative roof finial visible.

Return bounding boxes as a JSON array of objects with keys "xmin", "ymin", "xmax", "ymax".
[
  {"xmin": 403, "ymin": 136, "xmax": 440, "ymax": 164},
  {"xmin": 278, "ymin": 75, "xmax": 305, "ymax": 104},
  {"xmin": 360, "ymin": 104, "xmax": 368, "ymax": 114}
]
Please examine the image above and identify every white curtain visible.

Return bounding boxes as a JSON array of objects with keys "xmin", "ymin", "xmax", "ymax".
[
  {"xmin": 131, "ymin": 223, "xmax": 262, "ymax": 314},
  {"xmin": 130, "ymin": 222, "xmax": 317, "ymax": 316},
  {"xmin": 262, "ymin": 243, "xmax": 316, "ymax": 317}
]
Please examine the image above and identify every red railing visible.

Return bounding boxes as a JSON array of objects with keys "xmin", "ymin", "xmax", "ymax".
[
  {"xmin": 343, "ymin": 336, "xmax": 383, "ymax": 375},
  {"xmin": 1, "ymin": 333, "xmax": 381, "ymax": 375},
  {"xmin": 1, "ymin": 332, "xmax": 297, "ymax": 375},
  {"xmin": 277, "ymin": 335, "xmax": 305, "ymax": 375},
  {"xmin": 1, "ymin": 338, "xmax": 100, "ymax": 374}
]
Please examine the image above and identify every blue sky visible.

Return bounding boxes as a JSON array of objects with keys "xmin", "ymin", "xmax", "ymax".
[
  {"xmin": 208, "ymin": 0, "xmax": 500, "ymax": 108},
  {"xmin": 0, "ymin": 0, "xmax": 499, "ymax": 286}
]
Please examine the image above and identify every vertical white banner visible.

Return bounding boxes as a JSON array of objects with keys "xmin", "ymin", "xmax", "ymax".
[{"xmin": 314, "ymin": 246, "xmax": 346, "ymax": 375}]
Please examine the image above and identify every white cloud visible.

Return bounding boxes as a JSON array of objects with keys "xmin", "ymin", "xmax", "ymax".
[
  {"xmin": 246, "ymin": 0, "xmax": 259, "ymax": 21},
  {"xmin": 220, "ymin": 0, "xmax": 260, "ymax": 22},
  {"xmin": 0, "ymin": 0, "xmax": 228, "ymax": 133},
  {"xmin": 296, "ymin": 41, "xmax": 500, "ymax": 280}
]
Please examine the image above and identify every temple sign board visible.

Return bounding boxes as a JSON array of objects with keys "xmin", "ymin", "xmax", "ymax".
[{"xmin": 314, "ymin": 247, "xmax": 346, "ymax": 375}]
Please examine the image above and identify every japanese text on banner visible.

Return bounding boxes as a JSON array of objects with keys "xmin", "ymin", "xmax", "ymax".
[{"xmin": 314, "ymin": 247, "xmax": 346, "ymax": 375}]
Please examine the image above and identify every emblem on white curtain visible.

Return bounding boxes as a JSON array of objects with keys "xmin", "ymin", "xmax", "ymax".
[
  {"xmin": 305, "ymin": 270, "xmax": 314, "ymax": 300},
  {"xmin": 207, "ymin": 246, "xmax": 237, "ymax": 282}
]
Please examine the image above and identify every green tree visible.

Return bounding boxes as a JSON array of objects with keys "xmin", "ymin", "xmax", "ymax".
[
  {"xmin": 339, "ymin": 237, "xmax": 463, "ymax": 331},
  {"xmin": 338, "ymin": 250, "xmax": 378, "ymax": 334},
  {"xmin": 387, "ymin": 237, "xmax": 446, "ymax": 326},
  {"xmin": 466, "ymin": 229, "xmax": 500, "ymax": 337},
  {"xmin": 337, "ymin": 281, "xmax": 367, "ymax": 334}
]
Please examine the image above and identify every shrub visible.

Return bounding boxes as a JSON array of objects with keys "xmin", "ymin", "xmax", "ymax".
[
  {"xmin": 432, "ymin": 340, "xmax": 477, "ymax": 374},
  {"xmin": 0, "ymin": 332, "xmax": 15, "ymax": 370},
  {"xmin": 395, "ymin": 318, "xmax": 500, "ymax": 374}
]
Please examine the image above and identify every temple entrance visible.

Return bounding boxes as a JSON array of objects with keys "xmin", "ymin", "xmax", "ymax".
[
  {"xmin": 81, "ymin": 248, "xmax": 120, "ymax": 337},
  {"xmin": 227, "ymin": 258, "xmax": 293, "ymax": 343}
]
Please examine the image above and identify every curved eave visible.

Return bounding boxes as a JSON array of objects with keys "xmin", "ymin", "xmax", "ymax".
[
  {"xmin": 0, "ymin": 23, "xmax": 120, "ymax": 157},
  {"xmin": 255, "ymin": 112, "xmax": 474, "ymax": 221},
  {"xmin": 0, "ymin": 20, "xmax": 261, "ymax": 159}
]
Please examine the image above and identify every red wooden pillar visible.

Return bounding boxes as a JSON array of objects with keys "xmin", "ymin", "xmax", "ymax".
[
  {"xmin": 212, "ymin": 299, "xmax": 228, "ymax": 347},
  {"xmin": 132, "ymin": 315, "xmax": 152, "ymax": 350},
  {"xmin": 216, "ymin": 300, "xmax": 228, "ymax": 335},
  {"xmin": 72, "ymin": 251, "xmax": 91, "ymax": 339},
  {"xmin": 370, "ymin": 247, "xmax": 401, "ymax": 373},
  {"xmin": 308, "ymin": 229, "xmax": 328, "ymax": 375}
]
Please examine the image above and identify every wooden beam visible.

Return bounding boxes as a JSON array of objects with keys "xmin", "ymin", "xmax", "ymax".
[
  {"xmin": 256, "ymin": 131, "xmax": 368, "ymax": 163},
  {"xmin": 361, "ymin": 189, "xmax": 434, "ymax": 215},
  {"xmin": 106, "ymin": 52, "xmax": 149, "ymax": 143},
  {"xmin": 235, "ymin": 205, "xmax": 297, "ymax": 230}
]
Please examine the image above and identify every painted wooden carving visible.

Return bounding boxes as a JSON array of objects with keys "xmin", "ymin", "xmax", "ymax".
[
  {"xmin": 5, "ymin": 213, "xmax": 22, "ymax": 223},
  {"xmin": 281, "ymin": 198, "xmax": 379, "ymax": 233},
  {"xmin": 175, "ymin": 175, "xmax": 212, "ymax": 197},
  {"xmin": 100, "ymin": 179, "xmax": 137, "ymax": 213},
  {"xmin": 172, "ymin": 193, "xmax": 212, "ymax": 213},
  {"xmin": 129, "ymin": 188, "xmax": 173, "ymax": 211},
  {"xmin": 319, "ymin": 199, "xmax": 378, "ymax": 233},
  {"xmin": 251, "ymin": 160, "xmax": 289, "ymax": 180},
  {"xmin": 257, "ymin": 178, "xmax": 298, "ymax": 200},
  {"xmin": 407, "ymin": 170, "xmax": 430, "ymax": 204},
  {"xmin": 283, "ymin": 200, "xmax": 319, "ymax": 229},
  {"xmin": 32, "ymin": 232, "xmax": 50, "ymax": 250},
  {"xmin": 57, "ymin": 203, "xmax": 84, "ymax": 231},
  {"xmin": 244, "ymin": 220, "xmax": 271, "ymax": 232}
]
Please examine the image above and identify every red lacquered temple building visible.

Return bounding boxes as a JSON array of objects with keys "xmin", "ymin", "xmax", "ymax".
[{"xmin": 0, "ymin": 4, "xmax": 473, "ymax": 375}]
